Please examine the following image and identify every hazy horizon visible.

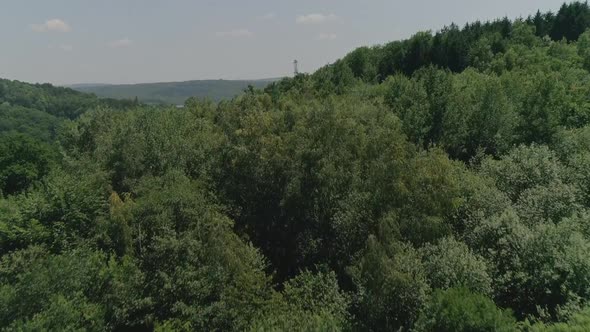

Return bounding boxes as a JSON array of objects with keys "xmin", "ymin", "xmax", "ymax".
[
  {"xmin": 65, "ymin": 77, "xmax": 284, "ymax": 87},
  {"xmin": 0, "ymin": 0, "xmax": 573, "ymax": 85}
]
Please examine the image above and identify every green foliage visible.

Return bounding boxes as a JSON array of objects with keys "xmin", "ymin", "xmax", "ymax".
[
  {"xmin": 414, "ymin": 288, "xmax": 517, "ymax": 332},
  {"xmin": 4, "ymin": 2, "xmax": 590, "ymax": 331},
  {"xmin": 249, "ymin": 310, "xmax": 343, "ymax": 332},
  {"xmin": 0, "ymin": 79, "xmax": 97, "ymax": 119},
  {"xmin": 526, "ymin": 306, "xmax": 590, "ymax": 331},
  {"xmin": 0, "ymin": 103, "xmax": 60, "ymax": 141},
  {"xmin": 421, "ymin": 237, "xmax": 492, "ymax": 295},
  {"xmin": 382, "ymin": 74, "xmax": 432, "ymax": 145},
  {"xmin": 0, "ymin": 247, "xmax": 150, "ymax": 331},
  {"xmin": 0, "ymin": 132, "xmax": 58, "ymax": 195},
  {"xmin": 514, "ymin": 181, "xmax": 582, "ymax": 223},
  {"xmin": 467, "ymin": 209, "xmax": 590, "ymax": 320},
  {"xmin": 442, "ymin": 69, "xmax": 514, "ymax": 159},
  {"xmin": 550, "ymin": 2, "xmax": 590, "ymax": 41},
  {"xmin": 251, "ymin": 270, "xmax": 350, "ymax": 331},
  {"xmin": 3, "ymin": 164, "xmax": 110, "ymax": 252},
  {"xmin": 514, "ymin": 72, "xmax": 569, "ymax": 145},
  {"xmin": 344, "ymin": 46, "xmax": 379, "ymax": 82},
  {"xmin": 349, "ymin": 237, "xmax": 430, "ymax": 331},
  {"xmin": 130, "ymin": 171, "xmax": 273, "ymax": 331},
  {"xmin": 301, "ymin": 1, "xmax": 590, "ymax": 95},
  {"xmin": 214, "ymin": 94, "xmax": 414, "ymax": 279},
  {"xmin": 59, "ymin": 104, "xmax": 223, "ymax": 192},
  {"xmin": 480, "ymin": 145, "xmax": 565, "ymax": 201},
  {"xmin": 576, "ymin": 30, "xmax": 590, "ymax": 70},
  {"xmin": 281, "ymin": 270, "xmax": 350, "ymax": 319}
]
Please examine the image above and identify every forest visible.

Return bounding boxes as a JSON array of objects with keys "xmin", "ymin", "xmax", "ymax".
[
  {"xmin": 3, "ymin": 2, "xmax": 590, "ymax": 331},
  {"xmin": 71, "ymin": 79, "xmax": 278, "ymax": 106}
]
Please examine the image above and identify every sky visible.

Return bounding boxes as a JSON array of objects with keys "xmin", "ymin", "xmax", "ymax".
[{"xmin": 0, "ymin": 0, "xmax": 573, "ymax": 85}]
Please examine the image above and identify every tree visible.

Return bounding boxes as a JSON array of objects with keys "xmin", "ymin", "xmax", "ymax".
[
  {"xmin": 382, "ymin": 74, "xmax": 432, "ymax": 145},
  {"xmin": 414, "ymin": 288, "xmax": 517, "ymax": 332},
  {"xmin": 531, "ymin": 10, "xmax": 553, "ymax": 38},
  {"xmin": 413, "ymin": 66, "xmax": 454, "ymax": 145},
  {"xmin": 577, "ymin": 29, "xmax": 590, "ymax": 70},
  {"xmin": 442, "ymin": 69, "xmax": 515, "ymax": 159},
  {"xmin": 0, "ymin": 132, "xmax": 57, "ymax": 195},
  {"xmin": 0, "ymin": 247, "xmax": 150, "ymax": 331},
  {"xmin": 480, "ymin": 145, "xmax": 566, "ymax": 201},
  {"xmin": 130, "ymin": 171, "xmax": 273, "ymax": 331},
  {"xmin": 551, "ymin": 2, "xmax": 590, "ymax": 42},
  {"xmin": 527, "ymin": 306, "xmax": 590, "ymax": 331},
  {"xmin": 250, "ymin": 270, "xmax": 350, "ymax": 331},
  {"xmin": 468, "ymin": 35, "xmax": 495, "ymax": 72},
  {"xmin": 515, "ymin": 73, "xmax": 568, "ymax": 145},
  {"xmin": 510, "ymin": 20, "xmax": 540, "ymax": 47},
  {"xmin": 344, "ymin": 46, "xmax": 379, "ymax": 82},
  {"xmin": 420, "ymin": 237, "xmax": 492, "ymax": 295},
  {"xmin": 403, "ymin": 32, "xmax": 433, "ymax": 75},
  {"xmin": 349, "ymin": 237, "xmax": 430, "ymax": 331}
]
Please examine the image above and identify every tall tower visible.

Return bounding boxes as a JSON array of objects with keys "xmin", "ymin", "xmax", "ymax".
[{"xmin": 293, "ymin": 60, "xmax": 299, "ymax": 76}]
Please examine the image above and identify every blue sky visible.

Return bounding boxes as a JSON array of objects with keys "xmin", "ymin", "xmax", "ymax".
[{"xmin": 0, "ymin": 0, "xmax": 572, "ymax": 85}]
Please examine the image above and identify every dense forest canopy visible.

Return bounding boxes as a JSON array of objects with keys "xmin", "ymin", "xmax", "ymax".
[{"xmin": 4, "ymin": 1, "xmax": 590, "ymax": 331}]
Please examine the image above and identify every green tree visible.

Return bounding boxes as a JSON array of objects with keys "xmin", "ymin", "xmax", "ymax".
[
  {"xmin": 382, "ymin": 74, "xmax": 432, "ymax": 145},
  {"xmin": 442, "ymin": 69, "xmax": 515, "ymax": 159},
  {"xmin": 480, "ymin": 145, "xmax": 566, "ymax": 201},
  {"xmin": 0, "ymin": 247, "xmax": 150, "ymax": 331},
  {"xmin": 349, "ymin": 237, "xmax": 430, "ymax": 331},
  {"xmin": 414, "ymin": 288, "xmax": 517, "ymax": 332},
  {"xmin": 576, "ymin": 29, "xmax": 590, "ymax": 70},
  {"xmin": 250, "ymin": 270, "xmax": 350, "ymax": 331},
  {"xmin": 551, "ymin": 2, "xmax": 590, "ymax": 42},
  {"xmin": 130, "ymin": 171, "xmax": 273, "ymax": 331},
  {"xmin": 421, "ymin": 237, "xmax": 492, "ymax": 295},
  {"xmin": 0, "ymin": 132, "xmax": 57, "ymax": 195}
]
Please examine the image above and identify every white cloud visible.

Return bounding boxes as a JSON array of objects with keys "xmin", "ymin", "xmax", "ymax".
[
  {"xmin": 109, "ymin": 38, "xmax": 132, "ymax": 48},
  {"xmin": 296, "ymin": 13, "xmax": 337, "ymax": 25},
  {"xmin": 260, "ymin": 13, "xmax": 276, "ymax": 20},
  {"xmin": 215, "ymin": 29, "xmax": 254, "ymax": 38},
  {"xmin": 317, "ymin": 33, "xmax": 337, "ymax": 40},
  {"xmin": 31, "ymin": 19, "xmax": 71, "ymax": 32}
]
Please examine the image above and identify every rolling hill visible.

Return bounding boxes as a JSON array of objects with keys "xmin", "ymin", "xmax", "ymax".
[{"xmin": 70, "ymin": 78, "xmax": 280, "ymax": 105}]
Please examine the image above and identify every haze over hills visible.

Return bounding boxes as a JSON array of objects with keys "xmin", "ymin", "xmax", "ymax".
[{"xmin": 70, "ymin": 78, "xmax": 281, "ymax": 105}]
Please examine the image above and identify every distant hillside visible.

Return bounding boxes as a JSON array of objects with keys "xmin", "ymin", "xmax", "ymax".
[
  {"xmin": 1, "ymin": 78, "xmax": 98, "ymax": 119},
  {"xmin": 0, "ymin": 78, "xmax": 141, "ymax": 141},
  {"xmin": 71, "ymin": 79, "xmax": 281, "ymax": 105}
]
